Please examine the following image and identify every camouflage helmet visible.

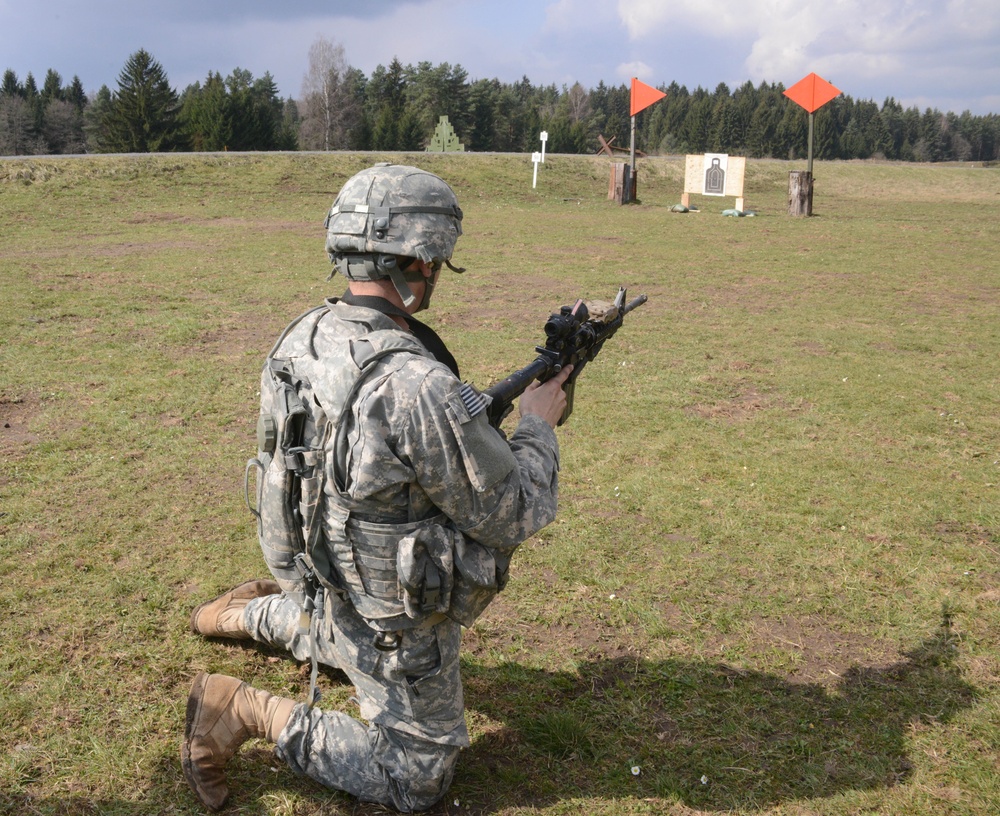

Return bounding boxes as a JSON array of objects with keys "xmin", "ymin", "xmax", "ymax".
[{"xmin": 325, "ymin": 163, "xmax": 464, "ymax": 309}]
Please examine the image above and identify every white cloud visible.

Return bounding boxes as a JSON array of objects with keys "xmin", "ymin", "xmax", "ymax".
[
  {"xmin": 617, "ymin": 0, "xmax": 801, "ymax": 40},
  {"xmin": 616, "ymin": 61, "xmax": 654, "ymax": 83},
  {"xmin": 2, "ymin": 0, "xmax": 997, "ymax": 114},
  {"xmin": 611, "ymin": 0, "xmax": 1000, "ymax": 111}
]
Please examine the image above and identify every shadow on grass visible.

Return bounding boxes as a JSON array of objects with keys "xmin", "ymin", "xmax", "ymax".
[
  {"xmin": 0, "ymin": 626, "xmax": 976, "ymax": 815},
  {"xmin": 451, "ymin": 625, "xmax": 978, "ymax": 813}
]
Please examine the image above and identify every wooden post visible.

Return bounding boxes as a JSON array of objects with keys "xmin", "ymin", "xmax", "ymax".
[
  {"xmin": 788, "ymin": 170, "xmax": 813, "ymax": 216},
  {"xmin": 609, "ymin": 163, "xmax": 632, "ymax": 204}
]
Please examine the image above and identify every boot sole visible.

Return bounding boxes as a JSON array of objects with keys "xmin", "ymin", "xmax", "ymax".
[{"xmin": 181, "ymin": 672, "xmax": 228, "ymax": 812}]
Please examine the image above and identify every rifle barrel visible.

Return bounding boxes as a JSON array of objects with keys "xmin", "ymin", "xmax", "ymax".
[{"xmin": 622, "ymin": 294, "xmax": 648, "ymax": 316}]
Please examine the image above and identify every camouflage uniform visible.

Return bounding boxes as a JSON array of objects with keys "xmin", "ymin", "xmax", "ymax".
[{"xmin": 242, "ymin": 298, "xmax": 560, "ymax": 811}]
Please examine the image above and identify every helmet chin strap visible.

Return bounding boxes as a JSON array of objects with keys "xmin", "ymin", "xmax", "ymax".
[
  {"xmin": 387, "ymin": 265, "xmax": 418, "ymax": 309},
  {"xmin": 387, "ymin": 264, "xmax": 435, "ymax": 312},
  {"xmin": 415, "ymin": 272, "xmax": 436, "ymax": 312}
]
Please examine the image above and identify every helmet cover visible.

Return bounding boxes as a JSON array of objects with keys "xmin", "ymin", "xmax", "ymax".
[{"xmin": 325, "ymin": 163, "xmax": 463, "ymax": 282}]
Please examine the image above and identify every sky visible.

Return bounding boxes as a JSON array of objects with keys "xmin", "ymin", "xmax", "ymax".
[{"xmin": 2, "ymin": 0, "xmax": 998, "ymax": 116}]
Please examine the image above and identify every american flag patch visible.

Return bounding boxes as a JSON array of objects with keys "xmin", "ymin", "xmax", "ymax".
[{"xmin": 459, "ymin": 383, "xmax": 488, "ymax": 418}]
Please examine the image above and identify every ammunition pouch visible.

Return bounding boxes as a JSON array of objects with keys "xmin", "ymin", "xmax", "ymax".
[{"xmin": 317, "ymin": 505, "xmax": 510, "ymax": 630}]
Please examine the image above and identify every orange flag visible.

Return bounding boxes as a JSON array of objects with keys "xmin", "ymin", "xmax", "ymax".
[
  {"xmin": 630, "ymin": 78, "xmax": 666, "ymax": 117},
  {"xmin": 783, "ymin": 72, "xmax": 842, "ymax": 114}
]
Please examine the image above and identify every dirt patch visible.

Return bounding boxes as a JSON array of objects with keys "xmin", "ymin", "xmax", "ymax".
[
  {"xmin": 744, "ymin": 616, "xmax": 901, "ymax": 684},
  {"xmin": 686, "ymin": 387, "xmax": 773, "ymax": 422},
  {"xmin": 192, "ymin": 319, "xmax": 280, "ymax": 365},
  {"xmin": 932, "ymin": 519, "xmax": 998, "ymax": 543},
  {"xmin": 796, "ymin": 339, "xmax": 830, "ymax": 356},
  {"xmin": 463, "ymin": 591, "xmax": 639, "ymax": 665},
  {"xmin": 691, "ymin": 390, "xmax": 770, "ymax": 421},
  {"xmin": 120, "ymin": 213, "xmax": 311, "ymax": 232},
  {"xmin": 686, "ymin": 373, "xmax": 813, "ymax": 422},
  {"xmin": 466, "ymin": 584, "xmax": 905, "ymax": 688},
  {"xmin": 0, "ymin": 392, "xmax": 41, "ymax": 455}
]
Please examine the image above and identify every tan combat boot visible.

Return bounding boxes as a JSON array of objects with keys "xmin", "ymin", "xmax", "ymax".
[
  {"xmin": 181, "ymin": 672, "xmax": 297, "ymax": 811},
  {"xmin": 190, "ymin": 579, "xmax": 280, "ymax": 639}
]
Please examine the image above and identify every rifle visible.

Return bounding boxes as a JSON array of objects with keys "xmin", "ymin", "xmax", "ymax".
[{"xmin": 484, "ymin": 287, "xmax": 648, "ymax": 429}]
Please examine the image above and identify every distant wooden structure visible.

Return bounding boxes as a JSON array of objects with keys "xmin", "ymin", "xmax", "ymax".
[
  {"xmin": 597, "ymin": 134, "xmax": 645, "ymax": 159},
  {"xmin": 600, "ymin": 135, "xmax": 643, "ymax": 204},
  {"xmin": 608, "ymin": 163, "xmax": 634, "ymax": 204}
]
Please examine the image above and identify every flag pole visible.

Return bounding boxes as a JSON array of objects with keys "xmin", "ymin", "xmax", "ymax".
[
  {"xmin": 630, "ymin": 114, "xmax": 637, "ymax": 178},
  {"xmin": 627, "ymin": 78, "xmax": 666, "ymax": 204},
  {"xmin": 807, "ymin": 111, "xmax": 815, "ymax": 175}
]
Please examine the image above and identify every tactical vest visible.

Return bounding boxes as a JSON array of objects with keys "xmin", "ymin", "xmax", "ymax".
[{"xmin": 246, "ymin": 301, "xmax": 507, "ymax": 633}]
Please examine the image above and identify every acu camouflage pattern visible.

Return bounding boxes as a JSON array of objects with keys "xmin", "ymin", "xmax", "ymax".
[
  {"xmin": 252, "ymin": 299, "xmax": 560, "ymax": 627},
  {"xmin": 325, "ymin": 164, "xmax": 463, "ymax": 267},
  {"xmin": 310, "ymin": 300, "xmax": 561, "ymax": 560},
  {"xmin": 244, "ymin": 298, "xmax": 562, "ymax": 810},
  {"xmin": 250, "ymin": 301, "xmax": 438, "ymax": 621},
  {"xmin": 244, "ymin": 589, "xmax": 464, "ymax": 811}
]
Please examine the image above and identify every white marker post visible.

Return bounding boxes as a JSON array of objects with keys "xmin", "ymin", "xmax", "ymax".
[
  {"xmin": 532, "ymin": 152, "xmax": 542, "ymax": 188},
  {"xmin": 540, "ymin": 131, "xmax": 548, "ymax": 163}
]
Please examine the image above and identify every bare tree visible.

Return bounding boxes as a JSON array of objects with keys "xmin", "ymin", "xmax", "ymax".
[
  {"xmin": 299, "ymin": 36, "xmax": 358, "ymax": 150},
  {"xmin": 43, "ymin": 99, "xmax": 86, "ymax": 154},
  {"xmin": 566, "ymin": 82, "xmax": 591, "ymax": 124},
  {"xmin": 0, "ymin": 94, "xmax": 44, "ymax": 155}
]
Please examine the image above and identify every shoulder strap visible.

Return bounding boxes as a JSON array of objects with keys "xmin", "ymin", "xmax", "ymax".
[
  {"xmin": 338, "ymin": 292, "xmax": 461, "ymax": 379},
  {"xmin": 324, "ymin": 330, "xmax": 431, "ymax": 496},
  {"xmin": 266, "ymin": 304, "xmax": 329, "ymax": 361}
]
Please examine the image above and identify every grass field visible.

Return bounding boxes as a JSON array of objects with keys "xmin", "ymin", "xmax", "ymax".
[{"xmin": 1, "ymin": 151, "xmax": 998, "ymax": 816}]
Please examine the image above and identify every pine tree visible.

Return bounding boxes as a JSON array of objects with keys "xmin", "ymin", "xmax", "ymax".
[
  {"xmin": 747, "ymin": 86, "xmax": 783, "ymax": 158},
  {"xmin": 682, "ymin": 93, "xmax": 713, "ymax": 154},
  {"xmin": 21, "ymin": 72, "xmax": 44, "ymax": 135},
  {"xmin": 83, "ymin": 85, "xmax": 113, "ymax": 152},
  {"xmin": 1, "ymin": 69, "xmax": 22, "ymax": 98},
  {"xmin": 41, "ymin": 69, "xmax": 63, "ymax": 104},
  {"xmin": 813, "ymin": 106, "xmax": 838, "ymax": 159},
  {"xmin": 403, "ymin": 61, "xmax": 470, "ymax": 142},
  {"xmin": 914, "ymin": 108, "xmax": 946, "ymax": 162},
  {"xmin": 66, "ymin": 76, "xmax": 87, "ymax": 112},
  {"xmin": 277, "ymin": 97, "xmax": 299, "ymax": 150},
  {"xmin": 101, "ymin": 49, "xmax": 184, "ymax": 152},
  {"xmin": 180, "ymin": 73, "xmax": 232, "ymax": 151},
  {"xmin": 465, "ymin": 78, "xmax": 500, "ymax": 151},
  {"xmin": 365, "ymin": 59, "xmax": 407, "ymax": 150}
]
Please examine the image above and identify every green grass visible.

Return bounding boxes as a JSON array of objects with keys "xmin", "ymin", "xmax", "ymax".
[{"xmin": 1, "ymin": 152, "xmax": 998, "ymax": 815}]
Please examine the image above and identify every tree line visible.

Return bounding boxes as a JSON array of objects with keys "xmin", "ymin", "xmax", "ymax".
[{"xmin": 2, "ymin": 42, "xmax": 998, "ymax": 162}]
